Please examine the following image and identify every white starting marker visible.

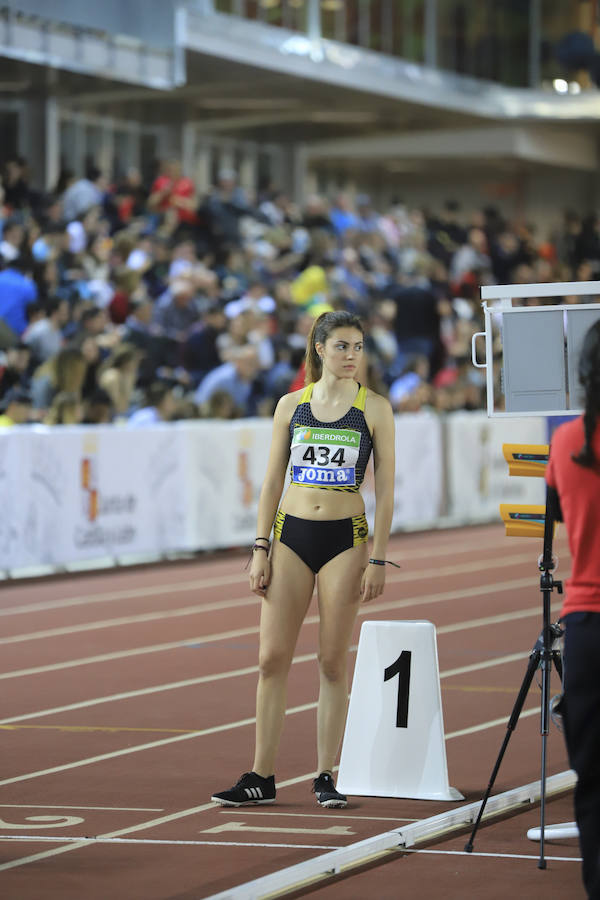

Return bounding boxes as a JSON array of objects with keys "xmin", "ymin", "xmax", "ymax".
[
  {"xmin": 338, "ymin": 621, "xmax": 463, "ymax": 801},
  {"xmin": 527, "ymin": 822, "xmax": 579, "ymax": 841}
]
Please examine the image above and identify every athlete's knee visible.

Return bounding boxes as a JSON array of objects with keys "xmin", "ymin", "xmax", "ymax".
[
  {"xmin": 258, "ymin": 647, "xmax": 292, "ymax": 680},
  {"xmin": 318, "ymin": 652, "xmax": 346, "ymax": 683}
]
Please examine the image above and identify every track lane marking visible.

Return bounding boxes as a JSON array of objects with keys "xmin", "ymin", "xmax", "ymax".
[
  {"xmin": 0, "ymin": 804, "xmax": 163, "ymax": 811},
  {"xmin": 0, "ymin": 837, "xmax": 580, "ymax": 860},
  {"xmin": 0, "ymin": 533, "xmax": 530, "ymax": 619},
  {"xmin": 0, "ymin": 835, "xmax": 341, "ymax": 850},
  {"xmin": 0, "ymin": 552, "xmax": 544, "ymax": 646},
  {"xmin": 0, "ymin": 696, "xmax": 545, "ymax": 789},
  {"xmin": 0, "ymin": 767, "xmax": 345, "ymax": 870},
  {"xmin": 403, "ymin": 848, "xmax": 581, "ymax": 862},
  {"xmin": 0, "ymin": 574, "xmax": 557, "ymax": 679},
  {"xmin": 0, "ymin": 607, "xmax": 558, "ymax": 725}
]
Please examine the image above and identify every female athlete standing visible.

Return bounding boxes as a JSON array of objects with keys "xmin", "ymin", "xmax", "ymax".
[{"xmin": 212, "ymin": 310, "xmax": 395, "ymax": 809}]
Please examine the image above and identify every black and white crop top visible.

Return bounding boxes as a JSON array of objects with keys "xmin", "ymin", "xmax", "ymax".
[{"xmin": 288, "ymin": 383, "xmax": 373, "ymax": 492}]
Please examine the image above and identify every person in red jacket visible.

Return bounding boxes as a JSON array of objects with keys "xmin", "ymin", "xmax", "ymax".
[
  {"xmin": 148, "ymin": 159, "xmax": 197, "ymax": 226},
  {"xmin": 546, "ymin": 319, "xmax": 600, "ymax": 900}
]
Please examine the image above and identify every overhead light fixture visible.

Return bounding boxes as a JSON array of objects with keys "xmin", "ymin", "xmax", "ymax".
[{"xmin": 552, "ymin": 78, "xmax": 569, "ymax": 93}]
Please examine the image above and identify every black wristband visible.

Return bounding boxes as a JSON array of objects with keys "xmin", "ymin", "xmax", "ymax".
[
  {"xmin": 255, "ymin": 537, "xmax": 271, "ymax": 545},
  {"xmin": 369, "ymin": 558, "xmax": 401, "ymax": 568}
]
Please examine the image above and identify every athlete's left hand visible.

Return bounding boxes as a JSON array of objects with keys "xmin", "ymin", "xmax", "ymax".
[{"xmin": 360, "ymin": 563, "xmax": 386, "ymax": 603}]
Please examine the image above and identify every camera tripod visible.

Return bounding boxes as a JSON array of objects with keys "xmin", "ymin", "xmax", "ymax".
[{"xmin": 465, "ymin": 487, "xmax": 564, "ymax": 869}]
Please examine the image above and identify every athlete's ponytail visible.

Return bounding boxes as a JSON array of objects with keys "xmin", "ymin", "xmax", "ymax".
[
  {"xmin": 572, "ymin": 319, "xmax": 600, "ymax": 468},
  {"xmin": 304, "ymin": 310, "xmax": 364, "ymax": 385}
]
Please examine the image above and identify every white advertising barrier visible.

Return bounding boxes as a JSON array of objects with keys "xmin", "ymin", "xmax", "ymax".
[
  {"xmin": 0, "ymin": 424, "xmax": 188, "ymax": 569},
  {"xmin": 0, "ymin": 408, "xmax": 529, "ymax": 572},
  {"xmin": 337, "ymin": 620, "xmax": 463, "ymax": 801},
  {"xmin": 183, "ymin": 418, "xmax": 273, "ymax": 549},
  {"xmin": 445, "ymin": 411, "xmax": 547, "ymax": 522},
  {"xmin": 362, "ymin": 411, "xmax": 443, "ymax": 531}
]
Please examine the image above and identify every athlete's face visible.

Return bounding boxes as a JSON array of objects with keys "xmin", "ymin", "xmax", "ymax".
[{"xmin": 317, "ymin": 327, "xmax": 364, "ymax": 379}]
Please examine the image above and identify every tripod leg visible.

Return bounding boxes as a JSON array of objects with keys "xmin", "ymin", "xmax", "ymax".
[
  {"xmin": 537, "ymin": 651, "xmax": 563, "ymax": 869},
  {"xmin": 465, "ymin": 650, "xmax": 541, "ymax": 853},
  {"xmin": 538, "ymin": 653, "xmax": 552, "ymax": 869}
]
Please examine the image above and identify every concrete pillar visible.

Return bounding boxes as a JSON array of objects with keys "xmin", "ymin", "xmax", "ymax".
[
  {"xmin": 20, "ymin": 97, "xmax": 50, "ymax": 190},
  {"xmin": 238, "ymin": 145, "xmax": 257, "ymax": 198},
  {"xmin": 45, "ymin": 97, "xmax": 60, "ymax": 192}
]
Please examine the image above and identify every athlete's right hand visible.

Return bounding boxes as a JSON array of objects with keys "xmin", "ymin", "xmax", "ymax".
[{"xmin": 249, "ymin": 555, "xmax": 271, "ymax": 597}]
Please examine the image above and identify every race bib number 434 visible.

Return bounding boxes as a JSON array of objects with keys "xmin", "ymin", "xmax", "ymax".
[{"xmin": 290, "ymin": 426, "xmax": 361, "ymax": 487}]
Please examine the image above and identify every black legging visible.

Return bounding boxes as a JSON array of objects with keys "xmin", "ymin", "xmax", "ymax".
[{"xmin": 563, "ymin": 611, "xmax": 600, "ymax": 899}]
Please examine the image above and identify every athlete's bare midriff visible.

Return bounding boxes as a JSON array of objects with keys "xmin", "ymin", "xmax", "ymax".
[{"xmin": 279, "ymin": 482, "xmax": 366, "ymax": 521}]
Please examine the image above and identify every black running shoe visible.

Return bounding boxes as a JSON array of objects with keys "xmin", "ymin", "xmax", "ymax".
[
  {"xmin": 313, "ymin": 772, "xmax": 347, "ymax": 808},
  {"xmin": 211, "ymin": 772, "xmax": 276, "ymax": 807}
]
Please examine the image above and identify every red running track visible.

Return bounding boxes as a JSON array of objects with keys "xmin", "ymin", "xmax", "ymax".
[{"xmin": 0, "ymin": 523, "xmax": 585, "ymax": 899}]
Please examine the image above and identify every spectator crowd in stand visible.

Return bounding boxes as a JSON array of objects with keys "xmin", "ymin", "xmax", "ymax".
[{"xmin": 1, "ymin": 154, "xmax": 599, "ymax": 427}]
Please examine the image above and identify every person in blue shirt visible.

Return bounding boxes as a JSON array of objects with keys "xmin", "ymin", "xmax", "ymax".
[
  {"xmin": 0, "ymin": 257, "xmax": 38, "ymax": 339},
  {"xmin": 195, "ymin": 345, "xmax": 261, "ymax": 417}
]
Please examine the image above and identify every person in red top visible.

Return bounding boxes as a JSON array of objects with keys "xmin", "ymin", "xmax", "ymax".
[
  {"xmin": 148, "ymin": 159, "xmax": 198, "ymax": 226},
  {"xmin": 546, "ymin": 319, "xmax": 600, "ymax": 900}
]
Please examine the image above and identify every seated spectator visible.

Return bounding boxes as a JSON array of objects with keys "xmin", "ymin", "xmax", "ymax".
[
  {"xmin": 2, "ymin": 157, "xmax": 32, "ymax": 212},
  {"xmin": 23, "ymin": 297, "xmax": 68, "ymax": 364},
  {"xmin": 329, "ymin": 193, "xmax": 359, "ymax": 236},
  {"xmin": 0, "ymin": 342, "xmax": 31, "ymax": 398},
  {"xmin": 113, "ymin": 167, "xmax": 148, "ymax": 225},
  {"xmin": 0, "ymin": 256, "xmax": 38, "ymax": 342},
  {"xmin": 127, "ymin": 381, "xmax": 176, "ymax": 428},
  {"xmin": 203, "ymin": 388, "xmax": 239, "ymax": 419},
  {"xmin": 109, "ymin": 268, "xmax": 141, "ymax": 324},
  {"xmin": 148, "ymin": 158, "xmax": 197, "ymax": 228},
  {"xmin": 202, "ymin": 167, "xmax": 250, "ymax": 250},
  {"xmin": 76, "ymin": 335, "xmax": 103, "ymax": 399},
  {"xmin": 195, "ymin": 345, "xmax": 261, "ymax": 417},
  {"xmin": 75, "ymin": 306, "xmax": 109, "ymax": 343},
  {"xmin": 82, "ymin": 387, "xmax": 113, "ymax": 424},
  {"xmin": 44, "ymin": 391, "xmax": 83, "ymax": 425},
  {"xmin": 124, "ymin": 289, "xmax": 178, "ymax": 381},
  {"xmin": 97, "ymin": 343, "xmax": 141, "ymax": 418},
  {"xmin": 182, "ymin": 302, "xmax": 226, "ymax": 386},
  {"xmin": 152, "ymin": 277, "xmax": 201, "ymax": 339},
  {"xmin": 31, "ymin": 346, "xmax": 87, "ymax": 412},
  {"xmin": 62, "ymin": 166, "xmax": 106, "ymax": 223},
  {"xmin": 389, "ymin": 355, "xmax": 432, "ymax": 412},
  {"xmin": 0, "ymin": 218, "xmax": 24, "ymax": 264},
  {"xmin": 0, "ymin": 386, "xmax": 32, "ymax": 426}
]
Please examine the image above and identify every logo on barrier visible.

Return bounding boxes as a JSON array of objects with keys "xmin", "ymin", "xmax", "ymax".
[
  {"xmin": 75, "ymin": 437, "xmax": 137, "ymax": 550},
  {"xmin": 81, "ymin": 456, "xmax": 99, "ymax": 522}
]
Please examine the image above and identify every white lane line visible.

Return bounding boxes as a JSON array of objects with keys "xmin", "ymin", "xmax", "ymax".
[
  {"xmin": 0, "ymin": 599, "xmax": 258, "ymax": 647},
  {"xmin": 0, "ymin": 702, "xmax": 321, "ymax": 787},
  {"xmin": 0, "ymin": 804, "xmax": 163, "ymax": 812},
  {"xmin": 0, "ymin": 553, "xmax": 540, "ymax": 647},
  {"xmin": 404, "ymin": 848, "xmax": 582, "ymax": 862},
  {"xmin": 0, "ymin": 574, "xmax": 544, "ymax": 678},
  {"xmin": 0, "ymin": 534, "xmax": 522, "ymax": 619},
  {"xmin": 222, "ymin": 812, "xmax": 418, "ymax": 822},
  {"xmin": 0, "ymin": 697, "xmax": 543, "ymax": 788},
  {"xmin": 0, "ymin": 653, "xmax": 312, "ymax": 724},
  {"xmin": 0, "ymin": 768, "xmax": 334, "ymax": 871},
  {"xmin": 446, "ymin": 706, "xmax": 538, "ymax": 738},
  {"xmin": 0, "ymin": 635, "xmax": 539, "ymax": 727},
  {"xmin": 0, "ymin": 835, "xmax": 340, "ymax": 850},
  {"xmin": 0, "ymin": 573, "xmax": 249, "ymax": 617}
]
